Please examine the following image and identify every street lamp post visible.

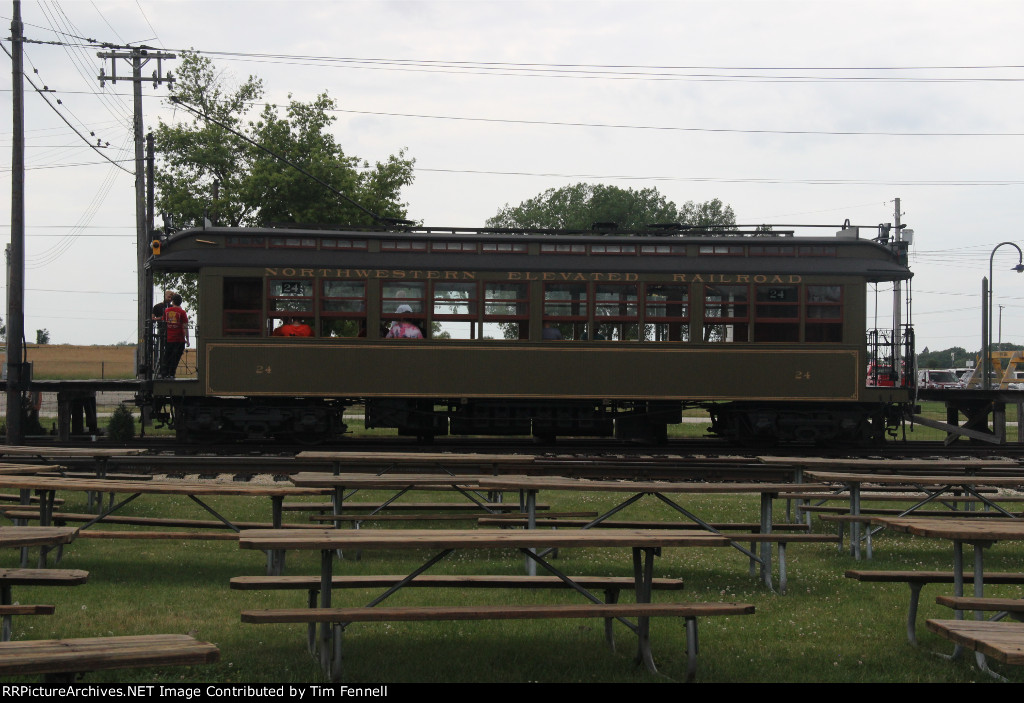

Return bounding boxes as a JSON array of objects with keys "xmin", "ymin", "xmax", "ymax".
[{"xmin": 985, "ymin": 242, "xmax": 1024, "ymax": 390}]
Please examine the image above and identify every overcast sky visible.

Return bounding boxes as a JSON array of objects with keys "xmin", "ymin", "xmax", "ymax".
[{"xmin": 2, "ymin": 0, "xmax": 1024, "ymax": 355}]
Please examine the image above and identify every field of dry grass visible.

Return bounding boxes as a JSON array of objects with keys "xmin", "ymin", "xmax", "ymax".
[{"xmin": 0, "ymin": 344, "xmax": 136, "ymax": 379}]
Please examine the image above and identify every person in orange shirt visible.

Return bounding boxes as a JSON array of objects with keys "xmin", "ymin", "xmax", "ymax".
[
  {"xmin": 272, "ymin": 317, "xmax": 314, "ymax": 337},
  {"xmin": 159, "ymin": 294, "xmax": 190, "ymax": 378}
]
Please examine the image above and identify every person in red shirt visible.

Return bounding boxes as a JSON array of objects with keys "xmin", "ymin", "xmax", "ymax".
[
  {"xmin": 159, "ymin": 294, "xmax": 190, "ymax": 378},
  {"xmin": 272, "ymin": 318, "xmax": 313, "ymax": 337}
]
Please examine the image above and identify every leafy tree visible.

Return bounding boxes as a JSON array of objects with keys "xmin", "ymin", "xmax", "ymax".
[
  {"xmin": 155, "ymin": 52, "xmax": 415, "ymax": 230},
  {"xmin": 153, "ymin": 52, "xmax": 416, "ymax": 310},
  {"xmin": 486, "ymin": 183, "xmax": 735, "ymax": 231},
  {"xmin": 35, "ymin": 329, "xmax": 49, "ymax": 345}
]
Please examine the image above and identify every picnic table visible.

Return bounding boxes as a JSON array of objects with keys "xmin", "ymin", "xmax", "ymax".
[
  {"xmin": 294, "ymin": 451, "xmax": 534, "ymax": 475},
  {"xmin": 288, "ymin": 472, "xmax": 537, "ymax": 526},
  {"xmin": 805, "ymin": 471, "xmax": 1024, "ymax": 559},
  {"xmin": 0, "ymin": 475, "xmax": 329, "ymax": 573},
  {"xmin": 238, "ymin": 527, "xmax": 737, "ymax": 681},
  {"xmin": 873, "ymin": 516, "xmax": 1024, "ymax": 678},
  {"xmin": 0, "ymin": 526, "xmax": 78, "ymax": 549},
  {"xmin": 474, "ymin": 475, "xmax": 819, "ymax": 589}
]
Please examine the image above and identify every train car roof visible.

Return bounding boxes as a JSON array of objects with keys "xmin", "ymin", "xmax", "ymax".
[{"xmin": 149, "ymin": 225, "xmax": 912, "ymax": 282}]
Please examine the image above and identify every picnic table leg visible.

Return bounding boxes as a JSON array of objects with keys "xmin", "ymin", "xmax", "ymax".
[
  {"xmin": 631, "ymin": 546, "xmax": 658, "ymax": 674},
  {"xmin": 967, "ymin": 540, "xmax": 1005, "ymax": 679},
  {"xmin": 17, "ymin": 489, "xmax": 30, "ymax": 568},
  {"xmin": 850, "ymin": 483, "xmax": 862, "ymax": 560},
  {"xmin": 759, "ymin": 493, "xmax": 774, "ymax": 591},
  {"xmin": 267, "ymin": 496, "xmax": 286, "ymax": 576},
  {"xmin": 525, "ymin": 489, "xmax": 537, "ymax": 577},
  {"xmin": 945, "ymin": 540, "xmax": 967, "ymax": 660},
  {"xmin": 319, "ymin": 548, "xmax": 337, "ymax": 680},
  {"xmin": 38, "ymin": 490, "xmax": 57, "ymax": 568},
  {"xmin": 1, "ymin": 585, "xmax": 10, "ymax": 641}
]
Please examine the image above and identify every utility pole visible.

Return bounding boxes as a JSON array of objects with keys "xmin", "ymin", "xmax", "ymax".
[
  {"xmin": 892, "ymin": 197, "xmax": 903, "ymax": 387},
  {"xmin": 7, "ymin": 1, "xmax": 26, "ymax": 444},
  {"xmin": 96, "ymin": 47, "xmax": 174, "ymax": 376}
]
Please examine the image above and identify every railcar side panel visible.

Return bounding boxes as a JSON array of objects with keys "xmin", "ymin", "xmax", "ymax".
[{"xmin": 203, "ymin": 342, "xmax": 859, "ymax": 401}]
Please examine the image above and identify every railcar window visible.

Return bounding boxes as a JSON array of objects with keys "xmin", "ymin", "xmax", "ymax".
[
  {"xmin": 431, "ymin": 242, "xmax": 478, "ymax": 253},
  {"xmin": 543, "ymin": 283, "xmax": 588, "ymax": 340},
  {"xmin": 321, "ymin": 280, "xmax": 367, "ymax": 338},
  {"xmin": 481, "ymin": 242, "xmax": 528, "ymax": 253},
  {"xmin": 222, "ymin": 277, "xmax": 262, "ymax": 336},
  {"xmin": 267, "ymin": 280, "xmax": 314, "ymax": 335},
  {"xmin": 594, "ymin": 284, "xmax": 639, "ymax": 340},
  {"xmin": 698, "ymin": 245, "xmax": 744, "ymax": 256},
  {"xmin": 644, "ymin": 284, "xmax": 689, "ymax": 341},
  {"xmin": 750, "ymin": 245, "xmax": 795, "ymax": 257},
  {"xmin": 797, "ymin": 246, "xmax": 836, "ymax": 257},
  {"xmin": 703, "ymin": 285, "xmax": 749, "ymax": 342},
  {"xmin": 806, "ymin": 285, "xmax": 844, "ymax": 342},
  {"xmin": 639, "ymin": 245, "xmax": 686, "ymax": 255},
  {"xmin": 270, "ymin": 236, "xmax": 317, "ymax": 249},
  {"xmin": 482, "ymin": 283, "xmax": 528, "ymax": 340},
  {"xmin": 320, "ymin": 239, "xmax": 368, "ymax": 250},
  {"xmin": 591, "ymin": 244, "xmax": 637, "ymax": 255},
  {"xmin": 754, "ymin": 285, "xmax": 800, "ymax": 342},
  {"xmin": 226, "ymin": 236, "xmax": 266, "ymax": 248},
  {"xmin": 382, "ymin": 240, "xmax": 427, "ymax": 252},
  {"xmin": 540, "ymin": 243, "xmax": 586, "ymax": 255},
  {"xmin": 382, "ymin": 282, "xmax": 427, "ymax": 338},
  {"xmin": 433, "ymin": 282, "xmax": 478, "ymax": 339}
]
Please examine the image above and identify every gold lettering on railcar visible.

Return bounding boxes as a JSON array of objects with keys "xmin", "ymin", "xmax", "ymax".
[{"xmin": 262, "ymin": 268, "xmax": 799, "ymax": 284}]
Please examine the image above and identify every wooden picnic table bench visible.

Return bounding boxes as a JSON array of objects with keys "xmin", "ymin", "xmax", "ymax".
[
  {"xmin": 1, "ymin": 508, "xmax": 324, "ymax": 531},
  {"xmin": 233, "ymin": 572, "xmax": 686, "ymax": 654},
  {"xmin": 0, "ymin": 634, "xmax": 220, "ymax": 682},
  {"xmin": 0, "ymin": 475, "xmax": 330, "ymax": 574},
  {"xmin": 804, "ymin": 472, "xmax": 1024, "ymax": 560},
  {"xmin": 477, "ymin": 516, "xmax": 834, "ymax": 594},
  {"xmin": 282, "ymin": 501, "xmax": 548, "ymax": 513},
  {"xmin": 310, "ymin": 511, "xmax": 593, "ymax": 524},
  {"xmin": 845, "ymin": 569, "xmax": 1024, "ymax": 645},
  {"xmin": 243, "ymin": 602, "xmax": 754, "ymax": 682},
  {"xmin": 926, "ymin": 620, "xmax": 1024, "ymax": 670},
  {"xmin": 238, "ymin": 527, "xmax": 737, "ymax": 681},
  {"xmin": 0, "ymin": 567, "xmax": 89, "ymax": 641},
  {"xmin": 935, "ymin": 595, "xmax": 1024, "ymax": 620}
]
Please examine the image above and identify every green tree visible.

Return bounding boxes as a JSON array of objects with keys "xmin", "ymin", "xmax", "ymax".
[
  {"xmin": 155, "ymin": 52, "xmax": 415, "ymax": 229},
  {"xmin": 486, "ymin": 183, "xmax": 735, "ymax": 231},
  {"xmin": 153, "ymin": 52, "xmax": 416, "ymax": 310},
  {"xmin": 35, "ymin": 329, "xmax": 49, "ymax": 345}
]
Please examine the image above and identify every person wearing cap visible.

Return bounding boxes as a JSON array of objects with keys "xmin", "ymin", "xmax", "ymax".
[
  {"xmin": 386, "ymin": 304, "xmax": 424, "ymax": 338},
  {"xmin": 159, "ymin": 293, "xmax": 190, "ymax": 378}
]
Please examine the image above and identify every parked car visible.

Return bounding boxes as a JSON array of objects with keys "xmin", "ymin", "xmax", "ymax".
[{"xmin": 917, "ymin": 369, "xmax": 964, "ymax": 390}]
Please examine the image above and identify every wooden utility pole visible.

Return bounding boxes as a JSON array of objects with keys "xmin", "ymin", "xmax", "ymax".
[
  {"xmin": 892, "ymin": 197, "xmax": 903, "ymax": 387},
  {"xmin": 96, "ymin": 47, "xmax": 174, "ymax": 376},
  {"xmin": 6, "ymin": 0, "xmax": 26, "ymax": 444}
]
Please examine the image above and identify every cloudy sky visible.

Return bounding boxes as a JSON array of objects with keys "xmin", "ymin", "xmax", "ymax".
[{"xmin": 2, "ymin": 0, "xmax": 1023, "ymax": 355}]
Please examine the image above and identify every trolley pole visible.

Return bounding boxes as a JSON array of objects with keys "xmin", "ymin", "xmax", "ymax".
[
  {"xmin": 96, "ymin": 47, "xmax": 174, "ymax": 377},
  {"xmin": 6, "ymin": 1, "xmax": 26, "ymax": 445}
]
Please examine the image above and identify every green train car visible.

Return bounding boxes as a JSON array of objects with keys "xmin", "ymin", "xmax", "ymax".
[{"xmin": 146, "ymin": 223, "xmax": 914, "ymax": 443}]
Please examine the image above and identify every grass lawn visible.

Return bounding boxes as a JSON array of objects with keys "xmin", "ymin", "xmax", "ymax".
[{"xmin": 2, "ymin": 486, "xmax": 1021, "ymax": 684}]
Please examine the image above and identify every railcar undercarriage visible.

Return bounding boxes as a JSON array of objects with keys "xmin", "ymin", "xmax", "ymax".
[
  {"xmin": 705, "ymin": 401, "xmax": 907, "ymax": 445},
  {"xmin": 150, "ymin": 394, "xmax": 906, "ymax": 445}
]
